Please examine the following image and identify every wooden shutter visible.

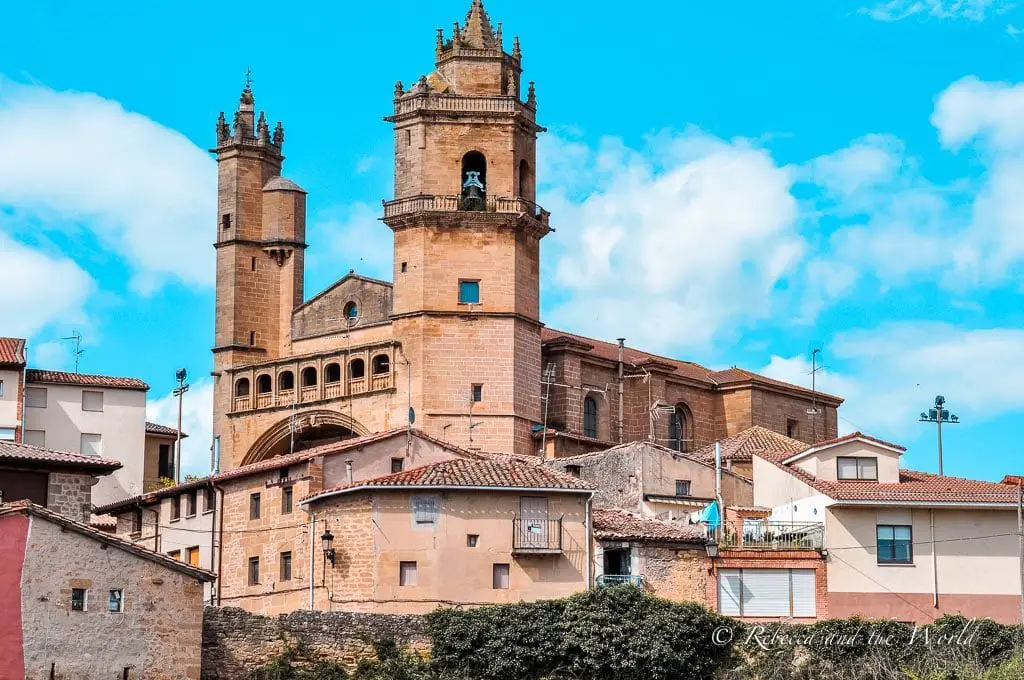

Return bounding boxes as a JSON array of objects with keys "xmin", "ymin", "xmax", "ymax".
[
  {"xmin": 717, "ymin": 569, "xmax": 742, "ymax": 616},
  {"xmin": 791, "ymin": 569, "xmax": 816, "ymax": 618},
  {"xmin": 741, "ymin": 569, "xmax": 791, "ymax": 617}
]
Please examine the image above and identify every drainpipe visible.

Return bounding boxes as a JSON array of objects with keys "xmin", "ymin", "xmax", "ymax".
[
  {"xmin": 617, "ymin": 339, "xmax": 625, "ymax": 444},
  {"xmin": 584, "ymin": 493, "xmax": 593, "ymax": 589},
  {"xmin": 715, "ymin": 441, "xmax": 724, "ymax": 540},
  {"xmin": 215, "ymin": 484, "xmax": 225, "ymax": 606},
  {"xmin": 930, "ymin": 510, "xmax": 939, "ymax": 609},
  {"xmin": 308, "ymin": 509, "xmax": 316, "ymax": 610}
]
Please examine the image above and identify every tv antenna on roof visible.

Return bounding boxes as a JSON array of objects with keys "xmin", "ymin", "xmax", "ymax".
[
  {"xmin": 806, "ymin": 347, "xmax": 823, "ymax": 442},
  {"xmin": 62, "ymin": 331, "xmax": 84, "ymax": 373}
]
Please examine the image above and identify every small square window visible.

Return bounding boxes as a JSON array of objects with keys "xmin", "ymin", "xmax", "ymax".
[
  {"xmin": 837, "ymin": 457, "xmax": 879, "ymax": 481},
  {"xmin": 566, "ymin": 465, "xmax": 581, "ymax": 478},
  {"xmin": 472, "ymin": 384, "xmax": 483, "ymax": 402},
  {"xmin": 168, "ymin": 550, "xmax": 181, "ymax": 561},
  {"xmin": 492, "ymin": 563, "xmax": 510, "ymax": 590},
  {"xmin": 71, "ymin": 588, "xmax": 87, "ymax": 612},
  {"xmin": 80, "ymin": 433, "xmax": 102, "ymax": 457},
  {"xmin": 281, "ymin": 486, "xmax": 293, "ymax": 514},
  {"xmin": 391, "ymin": 457, "xmax": 405, "ymax": 473},
  {"xmin": 24, "ymin": 429, "xmax": 45, "ymax": 447},
  {"xmin": 458, "ymin": 280, "xmax": 480, "ymax": 304},
  {"xmin": 412, "ymin": 495, "xmax": 440, "ymax": 525},
  {"xmin": 81, "ymin": 390, "xmax": 104, "ymax": 412},
  {"xmin": 222, "ymin": 214, "xmax": 231, "ymax": 230},
  {"xmin": 467, "ymin": 534, "xmax": 479, "ymax": 547},
  {"xmin": 108, "ymin": 589, "xmax": 123, "ymax": 613},
  {"xmin": 250, "ymin": 493, "xmax": 261, "ymax": 520},
  {"xmin": 279, "ymin": 467, "xmax": 289, "ymax": 481},
  {"xmin": 187, "ymin": 546, "xmax": 200, "ymax": 567},
  {"xmin": 25, "ymin": 387, "xmax": 47, "ymax": 408},
  {"xmin": 248, "ymin": 556, "xmax": 260, "ymax": 585},
  {"xmin": 399, "ymin": 561, "xmax": 417, "ymax": 586},
  {"xmin": 675, "ymin": 480, "xmax": 691, "ymax": 497},
  {"xmin": 877, "ymin": 525, "xmax": 913, "ymax": 564},
  {"xmin": 280, "ymin": 552, "xmax": 292, "ymax": 581}
]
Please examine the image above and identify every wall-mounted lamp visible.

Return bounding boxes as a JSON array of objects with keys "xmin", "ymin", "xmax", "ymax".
[
  {"xmin": 321, "ymin": 528, "xmax": 336, "ymax": 567},
  {"xmin": 705, "ymin": 542, "xmax": 719, "ymax": 559}
]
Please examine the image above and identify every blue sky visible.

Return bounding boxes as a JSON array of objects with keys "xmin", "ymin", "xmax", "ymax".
[{"xmin": 1, "ymin": 0, "xmax": 1023, "ymax": 480}]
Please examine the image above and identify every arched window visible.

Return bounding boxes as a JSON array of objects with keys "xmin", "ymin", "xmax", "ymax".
[
  {"xmin": 460, "ymin": 151, "xmax": 487, "ymax": 211},
  {"xmin": 301, "ymin": 367, "xmax": 317, "ymax": 387},
  {"xmin": 325, "ymin": 363, "xmax": 341, "ymax": 383},
  {"xmin": 256, "ymin": 374, "xmax": 272, "ymax": 394},
  {"xmin": 372, "ymin": 354, "xmax": 390, "ymax": 375},
  {"xmin": 234, "ymin": 378, "xmax": 250, "ymax": 398},
  {"xmin": 349, "ymin": 358, "xmax": 365, "ymax": 380},
  {"xmin": 519, "ymin": 159, "xmax": 532, "ymax": 200},
  {"xmin": 583, "ymin": 395, "xmax": 598, "ymax": 439},
  {"xmin": 278, "ymin": 370, "xmax": 294, "ymax": 391},
  {"xmin": 669, "ymin": 403, "xmax": 691, "ymax": 452}
]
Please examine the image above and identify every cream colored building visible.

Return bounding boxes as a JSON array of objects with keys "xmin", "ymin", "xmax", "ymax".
[
  {"xmin": 750, "ymin": 432, "xmax": 1024, "ymax": 623},
  {"xmin": 0, "ymin": 338, "xmax": 26, "ymax": 441}
]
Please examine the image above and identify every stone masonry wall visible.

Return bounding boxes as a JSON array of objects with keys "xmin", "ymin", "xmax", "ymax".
[
  {"xmin": 202, "ymin": 606, "xmax": 427, "ymax": 679},
  {"xmin": 47, "ymin": 472, "xmax": 96, "ymax": 523}
]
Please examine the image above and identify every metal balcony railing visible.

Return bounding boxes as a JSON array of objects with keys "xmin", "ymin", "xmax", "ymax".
[
  {"xmin": 710, "ymin": 520, "xmax": 825, "ymax": 552},
  {"xmin": 512, "ymin": 516, "xmax": 563, "ymax": 554},
  {"xmin": 596, "ymin": 574, "xmax": 644, "ymax": 587}
]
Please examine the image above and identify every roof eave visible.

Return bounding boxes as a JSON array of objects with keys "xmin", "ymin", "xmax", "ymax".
[{"xmin": 301, "ymin": 484, "xmax": 595, "ymax": 506}]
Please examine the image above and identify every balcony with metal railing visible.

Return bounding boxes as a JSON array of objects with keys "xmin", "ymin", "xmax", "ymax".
[
  {"xmin": 382, "ymin": 194, "xmax": 550, "ymax": 228},
  {"xmin": 710, "ymin": 520, "xmax": 825, "ymax": 552},
  {"xmin": 596, "ymin": 574, "xmax": 644, "ymax": 587},
  {"xmin": 512, "ymin": 516, "xmax": 563, "ymax": 555}
]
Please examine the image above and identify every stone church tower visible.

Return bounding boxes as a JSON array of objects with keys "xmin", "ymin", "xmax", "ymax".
[{"xmin": 384, "ymin": 0, "xmax": 549, "ymax": 455}]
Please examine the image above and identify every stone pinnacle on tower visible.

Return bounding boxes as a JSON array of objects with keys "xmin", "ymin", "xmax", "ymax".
[{"xmin": 461, "ymin": 0, "xmax": 500, "ymax": 49}]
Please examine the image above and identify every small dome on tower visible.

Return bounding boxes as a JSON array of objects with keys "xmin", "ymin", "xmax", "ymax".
[{"xmin": 263, "ymin": 177, "xmax": 307, "ymax": 193}]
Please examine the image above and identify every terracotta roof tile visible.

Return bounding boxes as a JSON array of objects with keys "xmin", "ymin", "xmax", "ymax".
[
  {"xmin": 692, "ymin": 426, "xmax": 809, "ymax": 464},
  {"xmin": 802, "ymin": 431, "xmax": 906, "ymax": 453},
  {"xmin": 145, "ymin": 422, "xmax": 187, "ymax": 438},
  {"xmin": 0, "ymin": 501, "xmax": 215, "ymax": 581},
  {"xmin": 25, "ymin": 369, "xmax": 148, "ymax": 391},
  {"xmin": 592, "ymin": 508, "xmax": 707, "ymax": 544},
  {"xmin": 0, "ymin": 440, "xmax": 121, "ymax": 472},
  {"xmin": 0, "ymin": 337, "xmax": 26, "ymax": 366},
  {"xmin": 304, "ymin": 457, "xmax": 593, "ymax": 503}
]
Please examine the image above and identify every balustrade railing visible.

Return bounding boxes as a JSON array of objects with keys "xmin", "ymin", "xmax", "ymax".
[
  {"xmin": 300, "ymin": 386, "xmax": 318, "ymax": 402},
  {"xmin": 324, "ymin": 382, "xmax": 343, "ymax": 399},
  {"xmin": 276, "ymin": 389, "xmax": 295, "ymax": 407},
  {"xmin": 255, "ymin": 394, "xmax": 272, "ymax": 409},
  {"xmin": 370, "ymin": 374, "xmax": 392, "ymax": 391},
  {"xmin": 391, "ymin": 93, "xmax": 533, "ymax": 120},
  {"xmin": 349, "ymin": 377, "xmax": 367, "ymax": 395},
  {"xmin": 233, "ymin": 396, "xmax": 251, "ymax": 412},
  {"xmin": 383, "ymin": 194, "xmax": 550, "ymax": 226}
]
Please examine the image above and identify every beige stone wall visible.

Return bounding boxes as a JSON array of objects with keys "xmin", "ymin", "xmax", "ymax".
[
  {"xmin": 46, "ymin": 472, "xmax": 96, "ymax": 523},
  {"xmin": 748, "ymin": 387, "xmax": 838, "ymax": 444},
  {"xmin": 637, "ymin": 545, "xmax": 709, "ymax": 604},
  {"xmin": 20, "ymin": 515, "xmax": 206, "ymax": 680}
]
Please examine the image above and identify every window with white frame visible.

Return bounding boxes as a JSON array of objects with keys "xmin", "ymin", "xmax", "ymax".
[
  {"xmin": 81, "ymin": 390, "xmax": 104, "ymax": 412},
  {"xmin": 71, "ymin": 588, "xmax": 87, "ymax": 611},
  {"xmin": 108, "ymin": 589, "xmax": 124, "ymax": 613},
  {"xmin": 80, "ymin": 433, "xmax": 102, "ymax": 457},
  {"xmin": 0, "ymin": 428, "xmax": 15, "ymax": 441},
  {"xmin": 412, "ymin": 494, "xmax": 440, "ymax": 526},
  {"xmin": 399, "ymin": 561, "xmax": 417, "ymax": 586},
  {"xmin": 837, "ymin": 456, "xmax": 878, "ymax": 481},
  {"xmin": 717, "ymin": 569, "xmax": 816, "ymax": 618}
]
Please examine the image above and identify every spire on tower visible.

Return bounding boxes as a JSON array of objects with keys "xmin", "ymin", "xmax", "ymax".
[{"xmin": 461, "ymin": 0, "xmax": 499, "ymax": 49}]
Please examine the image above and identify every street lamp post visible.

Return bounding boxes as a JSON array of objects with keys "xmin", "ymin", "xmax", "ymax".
[
  {"xmin": 173, "ymin": 368, "xmax": 190, "ymax": 484},
  {"xmin": 919, "ymin": 395, "xmax": 959, "ymax": 477}
]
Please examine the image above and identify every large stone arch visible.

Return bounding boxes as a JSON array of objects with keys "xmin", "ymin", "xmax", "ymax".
[{"xmin": 241, "ymin": 409, "xmax": 369, "ymax": 467}]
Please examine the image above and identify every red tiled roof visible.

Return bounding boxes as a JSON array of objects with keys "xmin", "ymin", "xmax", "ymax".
[
  {"xmin": 1002, "ymin": 475, "xmax": 1024, "ymax": 486},
  {"xmin": 0, "ymin": 337, "xmax": 26, "ymax": 366},
  {"xmin": 592, "ymin": 508, "xmax": 707, "ymax": 544},
  {"xmin": 801, "ymin": 431, "xmax": 906, "ymax": 454},
  {"xmin": 145, "ymin": 422, "xmax": 188, "ymax": 439},
  {"xmin": 304, "ymin": 457, "xmax": 594, "ymax": 503},
  {"xmin": 540, "ymin": 328, "xmax": 843, "ymax": 403},
  {"xmin": 25, "ymin": 369, "xmax": 148, "ymax": 391},
  {"xmin": 692, "ymin": 426, "xmax": 808, "ymax": 464},
  {"xmin": 0, "ymin": 440, "xmax": 121, "ymax": 472},
  {"xmin": 0, "ymin": 501, "xmax": 215, "ymax": 581}
]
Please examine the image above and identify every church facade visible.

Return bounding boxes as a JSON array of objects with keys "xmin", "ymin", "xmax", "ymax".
[{"xmin": 210, "ymin": 0, "xmax": 841, "ymax": 472}]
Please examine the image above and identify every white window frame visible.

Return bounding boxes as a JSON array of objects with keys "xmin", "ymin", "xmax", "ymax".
[
  {"xmin": 837, "ymin": 456, "xmax": 878, "ymax": 481},
  {"xmin": 81, "ymin": 390, "xmax": 104, "ymax": 412},
  {"xmin": 108, "ymin": 589, "xmax": 124, "ymax": 613},
  {"xmin": 0, "ymin": 427, "xmax": 15, "ymax": 441},
  {"xmin": 399, "ymin": 561, "xmax": 417, "ymax": 586},
  {"xmin": 717, "ymin": 568, "xmax": 816, "ymax": 618},
  {"xmin": 25, "ymin": 387, "xmax": 47, "ymax": 409},
  {"xmin": 80, "ymin": 433, "xmax": 102, "ymax": 457},
  {"xmin": 71, "ymin": 588, "xmax": 88, "ymax": 612},
  {"xmin": 492, "ymin": 563, "xmax": 510, "ymax": 590}
]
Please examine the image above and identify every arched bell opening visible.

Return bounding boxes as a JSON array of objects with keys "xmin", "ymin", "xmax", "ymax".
[{"xmin": 460, "ymin": 151, "xmax": 487, "ymax": 211}]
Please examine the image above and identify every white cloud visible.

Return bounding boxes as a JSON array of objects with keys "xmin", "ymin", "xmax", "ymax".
[
  {"xmin": 147, "ymin": 379, "xmax": 214, "ymax": 478},
  {"xmin": 860, "ymin": 0, "xmax": 1012, "ymax": 21},
  {"xmin": 0, "ymin": 79, "xmax": 216, "ymax": 293},
  {"xmin": 0, "ymin": 232, "xmax": 93, "ymax": 338},
  {"xmin": 806, "ymin": 134, "xmax": 905, "ymax": 200},
  {"xmin": 542, "ymin": 130, "xmax": 803, "ymax": 352},
  {"xmin": 933, "ymin": 76, "xmax": 1024, "ymax": 151}
]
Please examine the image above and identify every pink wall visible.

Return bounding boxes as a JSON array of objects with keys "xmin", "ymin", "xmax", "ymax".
[{"xmin": 0, "ymin": 513, "xmax": 27, "ymax": 679}]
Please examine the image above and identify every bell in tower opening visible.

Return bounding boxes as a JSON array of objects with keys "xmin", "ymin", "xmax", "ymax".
[{"xmin": 461, "ymin": 151, "xmax": 487, "ymax": 211}]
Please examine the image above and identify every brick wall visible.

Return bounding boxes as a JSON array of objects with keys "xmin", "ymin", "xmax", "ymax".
[{"xmin": 706, "ymin": 550, "xmax": 828, "ymax": 621}]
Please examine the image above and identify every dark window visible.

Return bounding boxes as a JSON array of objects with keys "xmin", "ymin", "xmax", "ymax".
[
  {"xmin": 583, "ymin": 396, "xmax": 598, "ymax": 438},
  {"xmin": 877, "ymin": 525, "xmax": 913, "ymax": 564},
  {"xmin": 249, "ymin": 331, "xmax": 256, "ymax": 346},
  {"xmin": 391, "ymin": 458, "xmax": 404, "ymax": 473},
  {"xmin": 837, "ymin": 457, "xmax": 879, "ymax": 481},
  {"xmin": 566, "ymin": 465, "xmax": 581, "ymax": 478},
  {"xmin": 675, "ymin": 480, "xmax": 692, "ymax": 497},
  {"xmin": 349, "ymin": 359, "xmax": 365, "ymax": 380},
  {"xmin": 401, "ymin": 262, "xmax": 408, "ymax": 273},
  {"xmin": 669, "ymin": 404, "xmax": 690, "ymax": 452},
  {"xmin": 458, "ymin": 280, "xmax": 480, "ymax": 304},
  {"xmin": 171, "ymin": 495, "xmax": 181, "ymax": 521},
  {"xmin": 280, "ymin": 552, "xmax": 292, "ymax": 581},
  {"xmin": 256, "ymin": 375, "xmax": 272, "ymax": 394},
  {"xmin": 131, "ymin": 509, "xmax": 142, "ymax": 534},
  {"xmin": 325, "ymin": 363, "xmax": 341, "ymax": 383},
  {"xmin": 234, "ymin": 378, "xmax": 250, "ymax": 398},
  {"xmin": 278, "ymin": 371, "xmax": 295, "ymax": 391},
  {"xmin": 186, "ymin": 490, "xmax": 197, "ymax": 517},
  {"xmin": 472, "ymin": 384, "xmax": 483, "ymax": 402},
  {"xmin": 109, "ymin": 589, "xmax": 124, "ymax": 612},
  {"xmin": 222, "ymin": 214, "xmax": 231, "ymax": 230},
  {"xmin": 71, "ymin": 588, "xmax": 87, "ymax": 611},
  {"xmin": 301, "ymin": 367, "xmax": 317, "ymax": 387},
  {"xmin": 251, "ymin": 256, "xmax": 257, "ymax": 271},
  {"xmin": 372, "ymin": 355, "xmax": 390, "ymax": 375},
  {"xmin": 343, "ymin": 301, "xmax": 359, "ymax": 321},
  {"xmin": 460, "ymin": 151, "xmax": 487, "ymax": 211},
  {"xmin": 279, "ymin": 467, "xmax": 289, "ymax": 481},
  {"xmin": 281, "ymin": 487, "xmax": 293, "ymax": 514},
  {"xmin": 492, "ymin": 563, "xmax": 510, "ymax": 589},
  {"xmin": 248, "ymin": 557, "xmax": 260, "ymax": 585},
  {"xmin": 204, "ymin": 488, "xmax": 215, "ymax": 513},
  {"xmin": 467, "ymin": 534, "xmax": 479, "ymax": 547},
  {"xmin": 250, "ymin": 493, "xmax": 261, "ymax": 520},
  {"xmin": 519, "ymin": 159, "xmax": 531, "ymax": 198},
  {"xmin": 603, "ymin": 548, "xmax": 631, "ymax": 576},
  {"xmin": 158, "ymin": 444, "xmax": 174, "ymax": 479},
  {"xmin": 786, "ymin": 418, "xmax": 799, "ymax": 438}
]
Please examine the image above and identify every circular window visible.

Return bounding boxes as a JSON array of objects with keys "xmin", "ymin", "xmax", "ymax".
[{"xmin": 343, "ymin": 301, "xmax": 358, "ymax": 321}]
